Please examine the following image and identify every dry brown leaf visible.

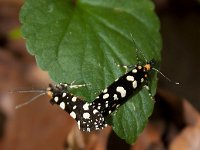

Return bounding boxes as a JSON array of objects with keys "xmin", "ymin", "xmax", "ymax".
[
  {"xmin": 183, "ymin": 99, "xmax": 200, "ymax": 125},
  {"xmin": 170, "ymin": 100, "xmax": 200, "ymax": 150},
  {"xmin": 170, "ymin": 121, "xmax": 200, "ymax": 150}
]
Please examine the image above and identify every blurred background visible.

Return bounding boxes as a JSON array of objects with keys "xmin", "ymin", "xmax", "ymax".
[{"xmin": 0, "ymin": 0, "xmax": 199, "ymax": 149}]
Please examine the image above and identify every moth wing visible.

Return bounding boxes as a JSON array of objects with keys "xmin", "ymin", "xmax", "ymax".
[{"xmin": 78, "ymin": 109, "xmax": 107, "ymax": 132}]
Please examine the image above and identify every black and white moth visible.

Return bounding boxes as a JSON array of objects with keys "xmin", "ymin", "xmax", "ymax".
[
  {"xmin": 91, "ymin": 61, "xmax": 154, "ymax": 117},
  {"xmin": 47, "ymin": 61, "xmax": 155, "ymax": 132},
  {"xmin": 46, "ymin": 83, "xmax": 107, "ymax": 132}
]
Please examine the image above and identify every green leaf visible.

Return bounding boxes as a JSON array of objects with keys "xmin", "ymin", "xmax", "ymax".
[
  {"xmin": 112, "ymin": 88, "xmax": 155, "ymax": 144},
  {"xmin": 20, "ymin": 0, "xmax": 161, "ymax": 144}
]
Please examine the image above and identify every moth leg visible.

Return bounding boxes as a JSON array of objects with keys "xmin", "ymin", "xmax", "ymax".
[{"xmin": 60, "ymin": 81, "xmax": 90, "ymax": 89}]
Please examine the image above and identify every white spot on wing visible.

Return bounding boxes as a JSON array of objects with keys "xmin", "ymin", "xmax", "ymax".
[
  {"xmin": 83, "ymin": 113, "xmax": 90, "ymax": 119},
  {"xmin": 113, "ymin": 94, "xmax": 118, "ymax": 100},
  {"xmin": 116, "ymin": 86, "xmax": 126, "ymax": 98},
  {"xmin": 60, "ymin": 102, "xmax": 65, "ymax": 109},
  {"xmin": 87, "ymin": 128, "xmax": 90, "ymax": 132},
  {"xmin": 93, "ymin": 109, "xmax": 98, "ymax": 114},
  {"xmin": 126, "ymin": 76, "xmax": 134, "ymax": 81},
  {"xmin": 132, "ymin": 69, "xmax": 137, "ymax": 73},
  {"xmin": 54, "ymin": 97, "xmax": 59, "ymax": 102},
  {"xmin": 103, "ymin": 93, "xmax": 109, "ymax": 99},
  {"xmin": 138, "ymin": 66, "xmax": 142, "ymax": 69},
  {"xmin": 72, "ymin": 97, "xmax": 77, "ymax": 102},
  {"xmin": 83, "ymin": 103, "xmax": 89, "ymax": 110},
  {"xmin": 70, "ymin": 111, "xmax": 76, "ymax": 119},
  {"xmin": 103, "ymin": 89, "xmax": 108, "ymax": 93},
  {"xmin": 77, "ymin": 120, "xmax": 80, "ymax": 129},
  {"xmin": 105, "ymin": 103, "xmax": 108, "ymax": 108},
  {"xmin": 132, "ymin": 80, "xmax": 137, "ymax": 89},
  {"xmin": 73, "ymin": 105, "xmax": 77, "ymax": 110},
  {"xmin": 62, "ymin": 93, "xmax": 67, "ymax": 97}
]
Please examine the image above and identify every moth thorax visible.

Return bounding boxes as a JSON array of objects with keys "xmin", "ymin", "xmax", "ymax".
[
  {"xmin": 144, "ymin": 64, "xmax": 151, "ymax": 71},
  {"xmin": 46, "ymin": 87, "xmax": 53, "ymax": 98}
]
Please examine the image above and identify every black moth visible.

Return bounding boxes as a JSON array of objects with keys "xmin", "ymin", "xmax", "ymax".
[
  {"xmin": 47, "ymin": 83, "xmax": 107, "ymax": 132},
  {"xmin": 47, "ymin": 60, "xmax": 155, "ymax": 132}
]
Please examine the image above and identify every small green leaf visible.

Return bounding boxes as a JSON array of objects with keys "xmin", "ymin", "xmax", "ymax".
[{"xmin": 20, "ymin": 0, "xmax": 161, "ymax": 144}]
